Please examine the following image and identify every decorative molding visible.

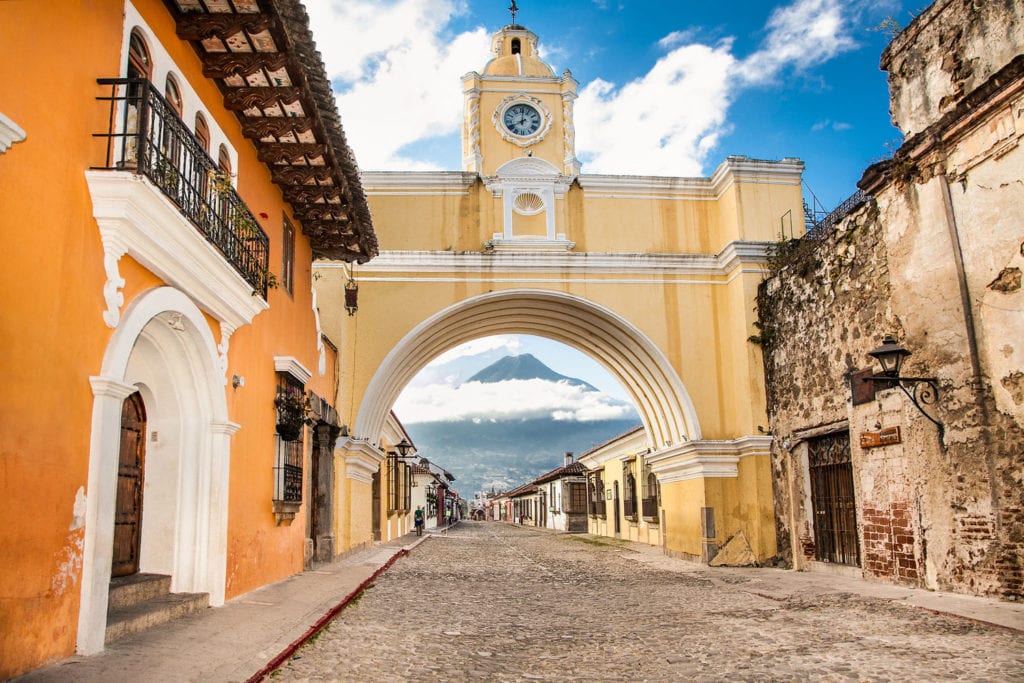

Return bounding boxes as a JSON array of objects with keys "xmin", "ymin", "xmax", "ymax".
[
  {"xmin": 360, "ymin": 172, "xmax": 477, "ymax": 195},
  {"xmin": 89, "ymin": 376, "xmax": 138, "ymax": 401},
  {"xmin": 320, "ymin": 242, "xmax": 770, "ymax": 278},
  {"xmin": 86, "ymin": 170, "xmax": 268, "ymax": 340},
  {"xmin": 484, "ymin": 237, "xmax": 576, "ymax": 252},
  {"xmin": 492, "ymin": 92, "xmax": 553, "ymax": 148},
  {"xmin": 274, "ymin": 355, "xmax": 313, "ymax": 384},
  {"xmin": 101, "ymin": 245, "xmax": 127, "ymax": 328},
  {"xmin": 217, "ymin": 323, "xmax": 236, "ymax": 376},
  {"xmin": 0, "ymin": 112, "xmax": 26, "ymax": 154},
  {"xmin": 272, "ymin": 500, "xmax": 301, "ymax": 527},
  {"xmin": 649, "ymin": 435, "xmax": 773, "ymax": 483}
]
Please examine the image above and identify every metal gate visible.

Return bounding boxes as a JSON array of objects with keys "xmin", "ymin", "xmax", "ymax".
[{"xmin": 808, "ymin": 432, "xmax": 860, "ymax": 566}]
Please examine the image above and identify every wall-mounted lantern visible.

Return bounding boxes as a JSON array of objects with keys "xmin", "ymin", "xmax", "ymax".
[
  {"xmin": 863, "ymin": 334, "xmax": 943, "ymax": 434},
  {"xmin": 344, "ymin": 276, "xmax": 358, "ymax": 316}
]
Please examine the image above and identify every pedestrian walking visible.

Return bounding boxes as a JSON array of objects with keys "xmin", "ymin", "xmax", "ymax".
[{"xmin": 414, "ymin": 506, "xmax": 424, "ymax": 536}]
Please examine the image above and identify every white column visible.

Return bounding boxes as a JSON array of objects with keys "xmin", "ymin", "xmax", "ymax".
[{"xmin": 77, "ymin": 376, "xmax": 137, "ymax": 655}]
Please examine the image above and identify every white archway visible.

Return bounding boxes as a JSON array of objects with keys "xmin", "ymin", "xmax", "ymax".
[
  {"xmin": 354, "ymin": 288, "xmax": 701, "ymax": 449},
  {"xmin": 77, "ymin": 287, "xmax": 237, "ymax": 655}
]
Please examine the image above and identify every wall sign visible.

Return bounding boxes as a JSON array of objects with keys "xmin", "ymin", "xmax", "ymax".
[{"xmin": 859, "ymin": 426, "xmax": 902, "ymax": 449}]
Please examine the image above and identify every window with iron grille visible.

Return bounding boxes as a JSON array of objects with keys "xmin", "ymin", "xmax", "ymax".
[
  {"xmin": 273, "ymin": 377, "xmax": 305, "ymax": 503},
  {"xmin": 388, "ymin": 457, "xmax": 400, "ymax": 513},
  {"xmin": 588, "ymin": 471, "xmax": 606, "ymax": 517},
  {"xmin": 403, "ymin": 463, "xmax": 412, "ymax": 512},
  {"xmin": 642, "ymin": 471, "xmax": 660, "ymax": 521},
  {"xmin": 622, "ymin": 461, "xmax": 637, "ymax": 520}
]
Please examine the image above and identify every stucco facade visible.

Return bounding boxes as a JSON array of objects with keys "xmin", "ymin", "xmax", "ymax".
[
  {"xmin": 0, "ymin": 1, "xmax": 373, "ymax": 676},
  {"xmin": 316, "ymin": 22, "xmax": 802, "ymax": 565},
  {"xmin": 760, "ymin": 0, "xmax": 1024, "ymax": 599}
]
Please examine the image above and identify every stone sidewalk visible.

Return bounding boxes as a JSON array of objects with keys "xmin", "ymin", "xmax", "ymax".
[
  {"xmin": 15, "ymin": 523, "xmax": 1024, "ymax": 682},
  {"xmin": 16, "ymin": 532, "xmax": 430, "ymax": 683}
]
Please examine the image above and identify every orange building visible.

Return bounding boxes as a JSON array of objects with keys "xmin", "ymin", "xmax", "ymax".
[{"xmin": 0, "ymin": 0, "xmax": 376, "ymax": 676}]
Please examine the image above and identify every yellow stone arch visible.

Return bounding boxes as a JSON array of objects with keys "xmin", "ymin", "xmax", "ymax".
[{"xmin": 353, "ymin": 288, "xmax": 701, "ymax": 449}]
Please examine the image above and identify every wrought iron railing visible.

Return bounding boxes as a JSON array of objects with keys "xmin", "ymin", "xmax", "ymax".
[
  {"xmin": 94, "ymin": 78, "xmax": 270, "ymax": 297},
  {"xmin": 641, "ymin": 497, "xmax": 659, "ymax": 519},
  {"xmin": 807, "ymin": 189, "xmax": 871, "ymax": 240}
]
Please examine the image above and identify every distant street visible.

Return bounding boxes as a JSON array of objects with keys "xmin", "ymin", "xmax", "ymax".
[{"xmin": 276, "ymin": 522, "xmax": 1024, "ymax": 681}]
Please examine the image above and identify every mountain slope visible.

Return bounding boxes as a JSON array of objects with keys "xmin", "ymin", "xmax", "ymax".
[
  {"xmin": 466, "ymin": 353, "xmax": 598, "ymax": 391},
  {"xmin": 404, "ymin": 417, "xmax": 642, "ymax": 496}
]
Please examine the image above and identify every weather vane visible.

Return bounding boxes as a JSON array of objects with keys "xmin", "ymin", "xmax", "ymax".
[{"xmin": 509, "ymin": 0, "xmax": 519, "ymax": 24}]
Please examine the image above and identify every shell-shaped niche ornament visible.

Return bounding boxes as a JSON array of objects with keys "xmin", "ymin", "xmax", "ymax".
[{"xmin": 513, "ymin": 191, "xmax": 545, "ymax": 216}]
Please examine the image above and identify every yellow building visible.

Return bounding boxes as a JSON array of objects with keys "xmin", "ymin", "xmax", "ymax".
[
  {"xmin": 579, "ymin": 427, "xmax": 664, "ymax": 548},
  {"xmin": 316, "ymin": 22, "xmax": 799, "ymax": 565},
  {"xmin": 0, "ymin": 1, "xmax": 375, "ymax": 676}
]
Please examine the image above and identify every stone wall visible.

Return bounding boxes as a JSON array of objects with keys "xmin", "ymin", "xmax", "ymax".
[
  {"xmin": 882, "ymin": 0, "xmax": 1024, "ymax": 137},
  {"xmin": 759, "ymin": 0, "xmax": 1024, "ymax": 600}
]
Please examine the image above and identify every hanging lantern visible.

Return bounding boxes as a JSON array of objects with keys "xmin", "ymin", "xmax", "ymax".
[{"xmin": 344, "ymin": 276, "xmax": 358, "ymax": 316}]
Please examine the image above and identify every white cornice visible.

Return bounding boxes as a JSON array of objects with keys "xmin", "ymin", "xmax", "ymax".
[
  {"xmin": 648, "ymin": 435, "xmax": 772, "ymax": 483},
  {"xmin": 360, "ymin": 172, "xmax": 477, "ymax": 195},
  {"xmin": 86, "ymin": 171, "xmax": 269, "ymax": 332},
  {"xmin": 359, "ymin": 156, "xmax": 803, "ymax": 201},
  {"xmin": 0, "ymin": 112, "xmax": 26, "ymax": 153},
  {"xmin": 315, "ymin": 243, "xmax": 769, "ymax": 278},
  {"xmin": 273, "ymin": 356, "xmax": 312, "ymax": 385},
  {"xmin": 345, "ymin": 458, "xmax": 376, "ymax": 484},
  {"xmin": 341, "ymin": 438, "xmax": 384, "ymax": 483},
  {"xmin": 579, "ymin": 156, "xmax": 804, "ymax": 200}
]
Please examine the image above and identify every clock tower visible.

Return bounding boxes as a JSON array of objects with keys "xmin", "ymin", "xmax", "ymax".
[
  {"xmin": 461, "ymin": 23, "xmax": 580, "ymax": 177},
  {"xmin": 462, "ymin": 22, "xmax": 579, "ymax": 248}
]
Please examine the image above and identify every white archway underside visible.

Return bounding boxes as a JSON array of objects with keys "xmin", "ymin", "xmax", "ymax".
[{"xmin": 355, "ymin": 289, "xmax": 701, "ymax": 449}]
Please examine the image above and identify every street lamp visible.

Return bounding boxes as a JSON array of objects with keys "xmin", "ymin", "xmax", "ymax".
[{"xmin": 863, "ymin": 334, "xmax": 943, "ymax": 433}]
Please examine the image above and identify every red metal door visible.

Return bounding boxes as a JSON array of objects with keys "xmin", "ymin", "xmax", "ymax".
[{"xmin": 112, "ymin": 392, "xmax": 146, "ymax": 577}]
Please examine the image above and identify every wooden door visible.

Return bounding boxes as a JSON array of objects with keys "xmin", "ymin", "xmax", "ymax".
[
  {"xmin": 112, "ymin": 392, "xmax": 146, "ymax": 577},
  {"xmin": 809, "ymin": 432, "xmax": 860, "ymax": 566}
]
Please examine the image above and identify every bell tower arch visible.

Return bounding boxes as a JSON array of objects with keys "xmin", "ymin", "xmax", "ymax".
[{"xmin": 462, "ymin": 24, "xmax": 579, "ymax": 177}]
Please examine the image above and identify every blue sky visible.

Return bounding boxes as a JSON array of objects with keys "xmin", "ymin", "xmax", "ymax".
[{"xmin": 308, "ymin": 0, "xmax": 924, "ymax": 209}]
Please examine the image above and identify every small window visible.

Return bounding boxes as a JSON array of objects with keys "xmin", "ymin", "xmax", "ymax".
[
  {"xmin": 273, "ymin": 376, "xmax": 306, "ymax": 504},
  {"xmin": 164, "ymin": 75, "xmax": 183, "ymax": 116},
  {"xmin": 511, "ymin": 38, "xmax": 521, "ymax": 54},
  {"xmin": 281, "ymin": 215, "xmax": 295, "ymax": 295},
  {"xmin": 194, "ymin": 112, "xmax": 210, "ymax": 153},
  {"xmin": 217, "ymin": 144, "xmax": 232, "ymax": 174},
  {"xmin": 128, "ymin": 30, "xmax": 151, "ymax": 81}
]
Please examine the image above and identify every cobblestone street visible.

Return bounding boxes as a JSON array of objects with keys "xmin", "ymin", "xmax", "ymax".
[{"xmin": 275, "ymin": 522, "xmax": 1024, "ymax": 682}]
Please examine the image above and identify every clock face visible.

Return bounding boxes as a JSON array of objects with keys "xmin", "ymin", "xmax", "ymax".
[{"xmin": 502, "ymin": 103, "xmax": 542, "ymax": 137}]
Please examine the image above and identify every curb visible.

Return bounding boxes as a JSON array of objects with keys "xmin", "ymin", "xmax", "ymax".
[{"xmin": 246, "ymin": 538, "xmax": 427, "ymax": 682}]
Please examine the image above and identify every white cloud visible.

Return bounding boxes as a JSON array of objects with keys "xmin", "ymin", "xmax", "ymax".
[
  {"xmin": 736, "ymin": 0, "xmax": 856, "ymax": 84},
  {"xmin": 427, "ymin": 336, "xmax": 522, "ymax": 366},
  {"xmin": 310, "ymin": 0, "xmax": 864, "ymax": 175},
  {"xmin": 576, "ymin": 42, "xmax": 736, "ymax": 176},
  {"xmin": 394, "ymin": 378, "xmax": 635, "ymax": 424},
  {"xmin": 812, "ymin": 118, "xmax": 853, "ymax": 132},
  {"xmin": 307, "ymin": 0, "xmax": 490, "ymax": 170}
]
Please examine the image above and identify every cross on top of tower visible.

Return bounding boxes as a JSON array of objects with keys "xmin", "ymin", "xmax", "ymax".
[{"xmin": 509, "ymin": 0, "xmax": 519, "ymax": 25}]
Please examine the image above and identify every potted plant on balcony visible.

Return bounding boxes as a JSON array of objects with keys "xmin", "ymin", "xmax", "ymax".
[{"xmin": 275, "ymin": 389, "xmax": 311, "ymax": 442}]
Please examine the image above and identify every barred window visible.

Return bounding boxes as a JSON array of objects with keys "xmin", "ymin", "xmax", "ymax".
[
  {"xmin": 273, "ymin": 377, "xmax": 305, "ymax": 503},
  {"xmin": 642, "ymin": 471, "xmax": 660, "ymax": 521}
]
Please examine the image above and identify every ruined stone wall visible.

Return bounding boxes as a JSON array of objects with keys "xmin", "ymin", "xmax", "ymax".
[
  {"xmin": 760, "ymin": 0, "xmax": 1024, "ymax": 600},
  {"xmin": 882, "ymin": 0, "xmax": 1024, "ymax": 137}
]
